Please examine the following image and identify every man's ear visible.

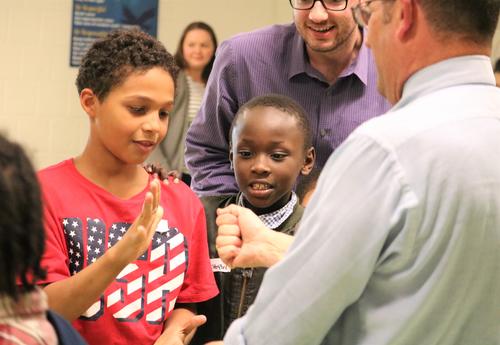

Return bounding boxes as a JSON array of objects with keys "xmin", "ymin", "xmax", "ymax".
[
  {"xmin": 79, "ymin": 88, "xmax": 99, "ymax": 118},
  {"xmin": 396, "ymin": 0, "xmax": 416, "ymax": 41},
  {"xmin": 301, "ymin": 147, "xmax": 316, "ymax": 176}
]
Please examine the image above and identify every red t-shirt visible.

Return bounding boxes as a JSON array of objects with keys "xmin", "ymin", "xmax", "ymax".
[{"xmin": 38, "ymin": 159, "xmax": 218, "ymax": 345}]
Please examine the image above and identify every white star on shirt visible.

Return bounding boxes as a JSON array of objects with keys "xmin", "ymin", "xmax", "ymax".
[
  {"xmin": 72, "ymin": 221, "xmax": 78, "ymax": 228},
  {"xmin": 63, "ymin": 219, "xmax": 69, "ymax": 226}
]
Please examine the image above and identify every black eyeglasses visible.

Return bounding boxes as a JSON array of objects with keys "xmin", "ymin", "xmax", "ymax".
[
  {"xmin": 351, "ymin": 0, "xmax": 394, "ymax": 28},
  {"xmin": 289, "ymin": 0, "xmax": 348, "ymax": 11}
]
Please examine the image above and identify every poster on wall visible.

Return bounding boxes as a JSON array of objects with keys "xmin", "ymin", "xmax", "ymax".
[{"xmin": 70, "ymin": 0, "xmax": 159, "ymax": 67}]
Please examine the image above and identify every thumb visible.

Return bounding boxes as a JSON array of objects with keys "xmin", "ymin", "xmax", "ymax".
[{"xmin": 184, "ymin": 314, "xmax": 207, "ymax": 334}]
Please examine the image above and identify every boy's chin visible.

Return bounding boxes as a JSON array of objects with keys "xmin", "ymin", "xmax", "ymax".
[{"xmin": 245, "ymin": 198, "xmax": 277, "ymax": 215}]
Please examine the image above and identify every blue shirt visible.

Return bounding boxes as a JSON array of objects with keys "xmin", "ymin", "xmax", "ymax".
[
  {"xmin": 224, "ymin": 55, "xmax": 500, "ymax": 344},
  {"xmin": 185, "ymin": 23, "xmax": 390, "ymax": 196}
]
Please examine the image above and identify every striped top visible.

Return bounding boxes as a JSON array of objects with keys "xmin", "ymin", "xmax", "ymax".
[
  {"xmin": 0, "ymin": 289, "xmax": 57, "ymax": 345},
  {"xmin": 184, "ymin": 75, "xmax": 206, "ymax": 173},
  {"xmin": 185, "ymin": 23, "xmax": 391, "ymax": 196},
  {"xmin": 186, "ymin": 74, "xmax": 206, "ymax": 125}
]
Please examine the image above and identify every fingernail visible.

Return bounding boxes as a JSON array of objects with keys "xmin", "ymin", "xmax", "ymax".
[
  {"xmin": 174, "ymin": 178, "xmax": 179, "ymax": 184},
  {"xmin": 163, "ymin": 179, "xmax": 169, "ymax": 185}
]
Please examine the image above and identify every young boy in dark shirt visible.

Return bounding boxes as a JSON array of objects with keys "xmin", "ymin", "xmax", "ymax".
[{"xmin": 192, "ymin": 94, "xmax": 315, "ymax": 344}]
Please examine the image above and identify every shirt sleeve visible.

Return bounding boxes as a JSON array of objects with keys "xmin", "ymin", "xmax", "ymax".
[
  {"xmin": 184, "ymin": 40, "xmax": 240, "ymax": 196},
  {"xmin": 177, "ymin": 191, "xmax": 219, "ymax": 303},
  {"xmin": 224, "ymin": 133, "xmax": 417, "ymax": 345}
]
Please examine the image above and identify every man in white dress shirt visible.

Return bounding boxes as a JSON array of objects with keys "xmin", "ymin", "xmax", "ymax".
[{"xmin": 212, "ymin": 0, "xmax": 500, "ymax": 344}]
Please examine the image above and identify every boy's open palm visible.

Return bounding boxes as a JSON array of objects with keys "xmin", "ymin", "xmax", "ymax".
[{"xmin": 117, "ymin": 179, "xmax": 164, "ymax": 263}]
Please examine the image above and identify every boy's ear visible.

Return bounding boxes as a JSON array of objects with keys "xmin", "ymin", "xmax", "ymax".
[
  {"xmin": 228, "ymin": 144, "xmax": 234, "ymax": 170},
  {"xmin": 300, "ymin": 147, "xmax": 316, "ymax": 176},
  {"xmin": 79, "ymin": 88, "xmax": 99, "ymax": 118}
]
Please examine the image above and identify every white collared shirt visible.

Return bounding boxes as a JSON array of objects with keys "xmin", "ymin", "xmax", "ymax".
[{"xmin": 224, "ymin": 56, "xmax": 500, "ymax": 345}]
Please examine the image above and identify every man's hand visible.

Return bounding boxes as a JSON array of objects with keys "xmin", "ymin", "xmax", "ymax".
[
  {"xmin": 115, "ymin": 179, "xmax": 164, "ymax": 264},
  {"xmin": 216, "ymin": 204, "xmax": 291, "ymax": 268}
]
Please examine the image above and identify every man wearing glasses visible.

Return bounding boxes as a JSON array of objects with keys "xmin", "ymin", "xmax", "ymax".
[
  {"xmin": 211, "ymin": 0, "xmax": 500, "ymax": 344},
  {"xmin": 185, "ymin": 0, "xmax": 390, "ymax": 197}
]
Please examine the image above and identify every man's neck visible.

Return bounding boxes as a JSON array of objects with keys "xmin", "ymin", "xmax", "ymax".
[{"xmin": 307, "ymin": 27, "xmax": 363, "ymax": 85}]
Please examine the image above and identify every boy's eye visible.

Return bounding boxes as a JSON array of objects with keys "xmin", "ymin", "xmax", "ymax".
[
  {"xmin": 271, "ymin": 152, "xmax": 287, "ymax": 161},
  {"xmin": 128, "ymin": 106, "xmax": 146, "ymax": 115},
  {"xmin": 238, "ymin": 150, "xmax": 252, "ymax": 159},
  {"xmin": 159, "ymin": 110, "xmax": 170, "ymax": 120}
]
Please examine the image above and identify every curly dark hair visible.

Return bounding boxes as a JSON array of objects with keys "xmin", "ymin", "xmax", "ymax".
[
  {"xmin": 0, "ymin": 134, "xmax": 46, "ymax": 300},
  {"xmin": 231, "ymin": 94, "xmax": 313, "ymax": 151},
  {"xmin": 174, "ymin": 22, "xmax": 218, "ymax": 84},
  {"xmin": 76, "ymin": 28, "xmax": 179, "ymax": 101}
]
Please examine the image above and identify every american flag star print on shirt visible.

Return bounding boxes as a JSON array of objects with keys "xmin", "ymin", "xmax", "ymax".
[{"xmin": 61, "ymin": 217, "xmax": 187, "ymax": 324}]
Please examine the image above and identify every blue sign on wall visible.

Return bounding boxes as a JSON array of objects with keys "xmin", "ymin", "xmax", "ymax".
[{"xmin": 70, "ymin": 0, "xmax": 159, "ymax": 67}]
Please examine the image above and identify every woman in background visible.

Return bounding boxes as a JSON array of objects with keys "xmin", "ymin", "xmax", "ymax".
[{"xmin": 149, "ymin": 21, "xmax": 218, "ymax": 185}]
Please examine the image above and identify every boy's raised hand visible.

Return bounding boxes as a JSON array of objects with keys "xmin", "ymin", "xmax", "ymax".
[{"xmin": 117, "ymin": 179, "xmax": 164, "ymax": 263}]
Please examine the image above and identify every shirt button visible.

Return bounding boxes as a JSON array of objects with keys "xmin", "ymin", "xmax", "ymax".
[{"xmin": 320, "ymin": 129, "xmax": 327, "ymax": 137}]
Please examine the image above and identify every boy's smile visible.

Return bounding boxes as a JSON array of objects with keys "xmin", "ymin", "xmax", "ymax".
[{"xmin": 230, "ymin": 106, "xmax": 314, "ymax": 215}]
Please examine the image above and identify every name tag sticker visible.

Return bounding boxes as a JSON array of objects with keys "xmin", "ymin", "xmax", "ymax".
[
  {"xmin": 155, "ymin": 219, "xmax": 169, "ymax": 233},
  {"xmin": 211, "ymin": 258, "xmax": 231, "ymax": 272}
]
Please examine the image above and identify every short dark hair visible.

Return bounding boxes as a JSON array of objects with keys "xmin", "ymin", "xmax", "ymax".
[
  {"xmin": 0, "ymin": 134, "xmax": 46, "ymax": 300},
  {"xmin": 76, "ymin": 28, "xmax": 178, "ymax": 101},
  {"xmin": 419, "ymin": 0, "xmax": 499, "ymax": 43},
  {"xmin": 174, "ymin": 22, "xmax": 218, "ymax": 84},
  {"xmin": 231, "ymin": 94, "xmax": 313, "ymax": 151}
]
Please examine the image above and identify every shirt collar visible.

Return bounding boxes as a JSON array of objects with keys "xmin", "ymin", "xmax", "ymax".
[
  {"xmin": 391, "ymin": 55, "xmax": 496, "ymax": 112},
  {"xmin": 288, "ymin": 26, "xmax": 369, "ymax": 85},
  {"xmin": 237, "ymin": 192, "xmax": 298, "ymax": 230}
]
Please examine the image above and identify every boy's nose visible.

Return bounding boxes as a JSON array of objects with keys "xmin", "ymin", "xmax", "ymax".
[
  {"xmin": 142, "ymin": 113, "xmax": 162, "ymax": 133},
  {"xmin": 251, "ymin": 156, "xmax": 271, "ymax": 174}
]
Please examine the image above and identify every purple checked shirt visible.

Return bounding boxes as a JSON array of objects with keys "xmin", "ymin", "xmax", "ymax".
[{"xmin": 185, "ymin": 23, "xmax": 391, "ymax": 196}]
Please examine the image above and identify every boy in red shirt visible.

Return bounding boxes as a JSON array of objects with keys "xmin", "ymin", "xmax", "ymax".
[{"xmin": 37, "ymin": 29, "xmax": 218, "ymax": 345}]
